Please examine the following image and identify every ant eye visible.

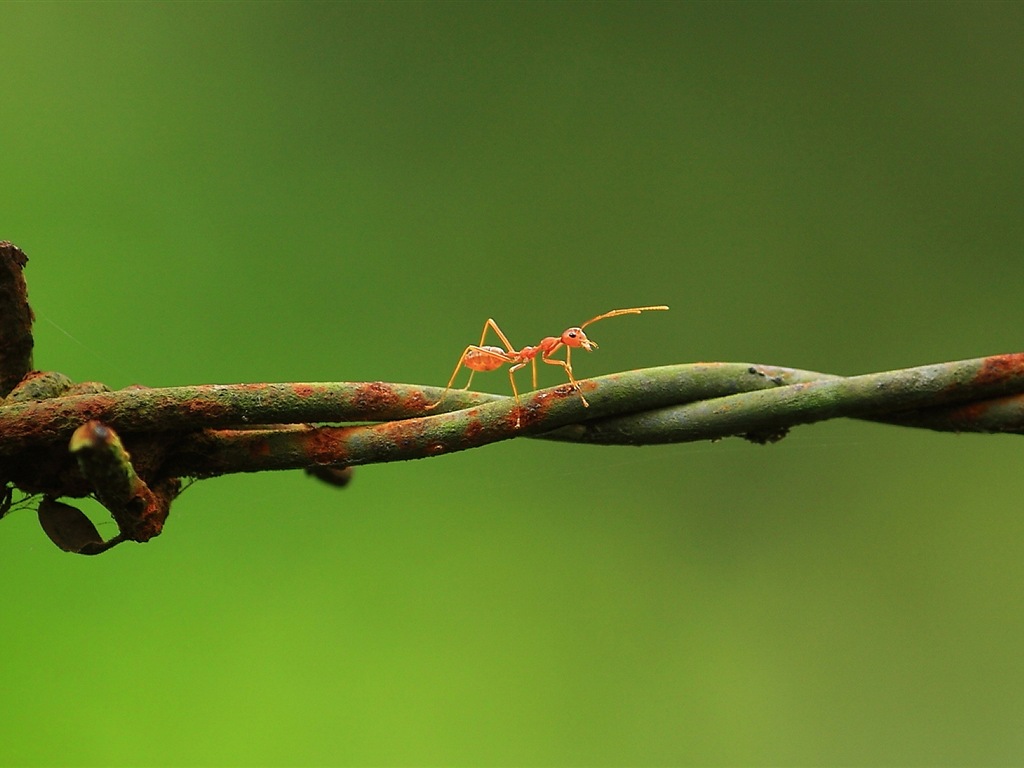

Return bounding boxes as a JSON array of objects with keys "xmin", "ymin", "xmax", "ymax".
[{"xmin": 568, "ymin": 331, "xmax": 577, "ymax": 338}]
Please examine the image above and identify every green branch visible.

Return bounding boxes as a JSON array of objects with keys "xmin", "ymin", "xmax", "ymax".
[
  {"xmin": 154, "ymin": 356, "xmax": 1024, "ymax": 475},
  {"xmin": 3, "ymin": 356, "xmax": 1021, "ymax": 478}
]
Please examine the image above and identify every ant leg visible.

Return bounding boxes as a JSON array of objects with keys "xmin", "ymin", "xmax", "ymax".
[
  {"xmin": 541, "ymin": 350, "xmax": 589, "ymax": 407},
  {"xmin": 507, "ymin": 361, "xmax": 528, "ymax": 427},
  {"xmin": 426, "ymin": 345, "xmax": 476, "ymax": 410},
  {"xmin": 427, "ymin": 345, "xmax": 514, "ymax": 411},
  {"xmin": 480, "ymin": 318, "xmax": 516, "ymax": 352}
]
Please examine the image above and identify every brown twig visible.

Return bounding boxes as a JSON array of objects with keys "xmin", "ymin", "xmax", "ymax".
[{"xmin": 0, "ymin": 242, "xmax": 34, "ymax": 398}]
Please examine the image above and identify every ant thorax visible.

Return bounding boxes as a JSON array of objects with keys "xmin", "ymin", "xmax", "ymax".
[{"xmin": 533, "ymin": 338, "xmax": 563, "ymax": 356}]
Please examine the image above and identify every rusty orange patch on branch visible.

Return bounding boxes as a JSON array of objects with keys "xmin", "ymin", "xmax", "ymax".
[{"xmin": 973, "ymin": 353, "xmax": 1024, "ymax": 387}]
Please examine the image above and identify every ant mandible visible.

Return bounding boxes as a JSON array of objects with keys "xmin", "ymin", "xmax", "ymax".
[{"xmin": 426, "ymin": 305, "xmax": 669, "ymax": 426}]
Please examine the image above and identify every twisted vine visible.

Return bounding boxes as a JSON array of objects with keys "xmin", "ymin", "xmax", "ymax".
[{"xmin": 1, "ymin": 242, "xmax": 1020, "ymax": 554}]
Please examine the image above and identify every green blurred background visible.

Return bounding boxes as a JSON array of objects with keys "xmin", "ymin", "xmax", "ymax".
[{"xmin": 3, "ymin": 2, "xmax": 1024, "ymax": 765}]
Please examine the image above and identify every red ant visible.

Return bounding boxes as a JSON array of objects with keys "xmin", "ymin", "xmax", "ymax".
[{"xmin": 427, "ymin": 305, "xmax": 668, "ymax": 426}]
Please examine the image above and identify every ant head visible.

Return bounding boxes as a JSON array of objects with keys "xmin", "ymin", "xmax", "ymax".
[{"xmin": 561, "ymin": 326, "xmax": 597, "ymax": 351}]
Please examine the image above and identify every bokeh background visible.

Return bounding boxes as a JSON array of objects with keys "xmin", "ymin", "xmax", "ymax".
[{"xmin": 3, "ymin": 2, "xmax": 1024, "ymax": 765}]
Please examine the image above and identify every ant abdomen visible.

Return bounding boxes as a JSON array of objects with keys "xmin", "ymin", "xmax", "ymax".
[{"xmin": 464, "ymin": 346, "xmax": 507, "ymax": 372}]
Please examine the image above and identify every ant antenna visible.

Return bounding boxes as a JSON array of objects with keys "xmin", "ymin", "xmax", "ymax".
[{"xmin": 580, "ymin": 305, "xmax": 669, "ymax": 329}]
